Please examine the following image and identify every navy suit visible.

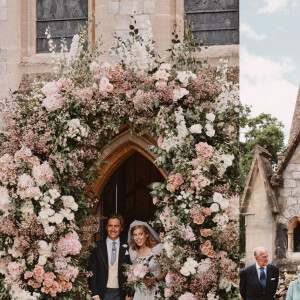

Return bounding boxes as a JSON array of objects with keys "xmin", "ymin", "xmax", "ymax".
[
  {"xmin": 88, "ymin": 239, "xmax": 132, "ymax": 300},
  {"xmin": 240, "ymin": 264, "xmax": 279, "ymax": 300}
]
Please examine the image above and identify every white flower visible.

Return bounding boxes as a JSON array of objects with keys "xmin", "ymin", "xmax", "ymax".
[
  {"xmin": 18, "ymin": 174, "xmax": 34, "ymax": 189},
  {"xmin": 89, "ymin": 61, "xmax": 100, "ymax": 73},
  {"xmin": 213, "ymin": 192, "xmax": 223, "ymax": 203},
  {"xmin": 180, "ymin": 266, "xmax": 190, "ymax": 276},
  {"xmin": 44, "ymin": 226, "xmax": 55, "ymax": 235},
  {"xmin": 205, "ymin": 123, "xmax": 215, "ymax": 137},
  {"xmin": 122, "ymin": 244, "xmax": 128, "ymax": 248},
  {"xmin": 210, "ymin": 203, "xmax": 220, "ymax": 213},
  {"xmin": 173, "ymin": 88, "xmax": 189, "ymax": 102},
  {"xmin": 198, "ymin": 258, "xmax": 212, "ymax": 273},
  {"xmin": 62, "ymin": 195, "xmax": 78, "ymax": 211},
  {"xmin": 49, "ymin": 189, "xmax": 60, "ymax": 200},
  {"xmin": 189, "ymin": 124, "xmax": 202, "ymax": 134},
  {"xmin": 220, "ymin": 199, "xmax": 229, "ymax": 210},
  {"xmin": 38, "ymin": 208, "xmax": 55, "ymax": 220},
  {"xmin": 48, "ymin": 213, "xmax": 64, "ymax": 225},
  {"xmin": 66, "ymin": 119, "xmax": 89, "ymax": 139},
  {"xmin": 177, "ymin": 71, "xmax": 197, "ymax": 86},
  {"xmin": 206, "ymin": 113, "xmax": 215, "ymax": 122},
  {"xmin": 207, "ymin": 291, "xmax": 219, "ymax": 300},
  {"xmin": 38, "ymin": 256, "xmax": 47, "ymax": 266}
]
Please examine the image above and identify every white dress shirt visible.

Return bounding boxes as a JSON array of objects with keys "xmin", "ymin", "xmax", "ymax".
[
  {"xmin": 256, "ymin": 263, "xmax": 267, "ymax": 279},
  {"xmin": 106, "ymin": 237, "xmax": 120, "ymax": 262},
  {"xmin": 92, "ymin": 238, "xmax": 120, "ymax": 299}
]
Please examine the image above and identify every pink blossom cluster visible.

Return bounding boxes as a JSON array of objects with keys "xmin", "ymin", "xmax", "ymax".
[
  {"xmin": 178, "ymin": 292, "xmax": 197, "ymax": 300},
  {"xmin": 99, "ymin": 77, "xmax": 114, "ymax": 93},
  {"xmin": 0, "ymin": 154, "xmax": 18, "ymax": 185},
  {"xmin": 191, "ymin": 173, "xmax": 211, "ymax": 193},
  {"xmin": 166, "ymin": 173, "xmax": 184, "ymax": 193},
  {"xmin": 7, "ymin": 260, "xmax": 25, "ymax": 281},
  {"xmin": 41, "ymin": 78, "xmax": 72, "ymax": 112},
  {"xmin": 32, "ymin": 162, "xmax": 54, "ymax": 186},
  {"xmin": 56, "ymin": 231, "xmax": 82, "ymax": 257},
  {"xmin": 195, "ymin": 142, "xmax": 214, "ymax": 162},
  {"xmin": 183, "ymin": 226, "xmax": 196, "ymax": 241}
]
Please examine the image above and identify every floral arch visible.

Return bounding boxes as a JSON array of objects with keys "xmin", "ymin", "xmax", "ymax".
[{"xmin": 0, "ymin": 23, "xmax": 239, "ymax": 299}]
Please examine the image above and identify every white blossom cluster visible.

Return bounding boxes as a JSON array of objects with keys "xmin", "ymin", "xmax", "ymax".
[
  {"xmin": 213, "ymin": 152, "xmax": 235, "ymax": 176},
  {"xmin": 66, "ymin": 119, "xmax": 89, "ymax": 141},
  {"xmin": 176, "ymin": 71, "xmax": 197, "ymax": 87},
  {"xmin": 38, "ymin": 190, "xmax": 78, "ymax": 235},
  {"xmin": 180, "ymin": 257, "xmax": 199, "ymax": 276},
  {"xmin": 37, "ymin": 240, "xmax": 52, "ymax": 266},
  {"xmin": 215, "ymin": 60, "xmax": 239, "ymax": 114},
  {"xmin": 67, "ymin": 34, "xmax": 81, "ymax": 65},
  {"xmin": 10, "ymin": 284, "xmax": 40, "ymax": 300},
  {"xmin": 160, "ymin": 107, "xmax": 189, "ymax": 152},
  {"xmin": 115, "ymin": 21, "xmax": 157, "ymax": 76}
]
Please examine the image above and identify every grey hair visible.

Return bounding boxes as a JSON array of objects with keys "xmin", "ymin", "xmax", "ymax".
[{"xmin": 254, "ymin": 246, "xmax": 268, "ymax": 257}]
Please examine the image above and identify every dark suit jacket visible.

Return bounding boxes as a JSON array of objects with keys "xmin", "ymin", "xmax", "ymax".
[
  {"xmin": 88, "ymin": 239, "xmax": 132, "ymax": 300},
  {"xmin": 239, "ymin": 264, "xmax": 279, "ymax": 300}
]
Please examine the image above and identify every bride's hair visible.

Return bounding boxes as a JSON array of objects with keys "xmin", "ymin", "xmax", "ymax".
[{"xmin": 130, "ymin": 225, "xmax": 159, "ymax": 251}]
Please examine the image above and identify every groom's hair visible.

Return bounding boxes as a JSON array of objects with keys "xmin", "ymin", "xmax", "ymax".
[{"xmin": 106, "ymin": 213, "xmax": 124, "ymax": 228}]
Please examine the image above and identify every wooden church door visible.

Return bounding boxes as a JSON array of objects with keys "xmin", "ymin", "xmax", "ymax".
[{"xmin": 96, "ymin": 152, "xmax": 164, "ymax": 241}]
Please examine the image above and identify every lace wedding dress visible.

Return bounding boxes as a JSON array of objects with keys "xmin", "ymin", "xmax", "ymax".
[{"xmin": 129, "ymin": 243, "xmax": 163, "ymax": 300}]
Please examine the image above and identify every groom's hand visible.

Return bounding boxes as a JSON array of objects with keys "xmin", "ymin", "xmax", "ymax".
[
  {"xmin": 125, "ymin": 297, "xmax": 133, "ymax": 300},
  {"xmin": 93, "ymin": 297, "xmax": 100, "ymax": 300}
]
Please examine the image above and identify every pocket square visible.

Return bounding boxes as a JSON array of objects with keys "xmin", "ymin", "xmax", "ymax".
[
  {"xmin": 125, "ymin": 250, "xmax": 129, "ymax": 255},
  {"xmin": 271, "ymin": 278, "xmax": 276, "ymax": 280}
]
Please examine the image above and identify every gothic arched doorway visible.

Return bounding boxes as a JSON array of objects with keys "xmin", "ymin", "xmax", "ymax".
[{"xmin": 96, "ymin": 151, "xmax": 165, "ymax": 240}]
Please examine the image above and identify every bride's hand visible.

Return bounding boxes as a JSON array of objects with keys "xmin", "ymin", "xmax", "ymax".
[{"xmin": 144, "ymin": 277, "xmax": 156, "ymax": 287}]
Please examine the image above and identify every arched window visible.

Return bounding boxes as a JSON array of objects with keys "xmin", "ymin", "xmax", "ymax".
[
  {"xmin": 294, "ymin": 222, "xmax": 300, "ymax": 252},
  {"xmin": 287, "ymin": 216, "xmax": 300, "ymax": 259},
  {"xmin": 36, "ymin": 0, "xmax": 88, "ymax": 53}
]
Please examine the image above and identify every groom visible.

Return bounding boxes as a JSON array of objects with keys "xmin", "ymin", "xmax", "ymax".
[{"xmin": 88, "ymin": 213, "xmax": 133, "ymax": 300}]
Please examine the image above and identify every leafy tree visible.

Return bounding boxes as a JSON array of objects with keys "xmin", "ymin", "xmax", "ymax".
[{"xmin": 240, "ymin": 106, "xmax": 285, "ymax": 188}]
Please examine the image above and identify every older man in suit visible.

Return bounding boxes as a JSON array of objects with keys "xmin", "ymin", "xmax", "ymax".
[
  {"xmin": 240, "ymin": 247, "xmax": 279, "ymax": 300},
  {"xmin": 88, "ymin": 213, "xmax": 133, "ymax": 300}
]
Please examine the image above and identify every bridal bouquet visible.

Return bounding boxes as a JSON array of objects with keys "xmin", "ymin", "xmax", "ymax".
[{"xmin": 123, "ymin": 257, "xmax": 154, "ymax": 292}]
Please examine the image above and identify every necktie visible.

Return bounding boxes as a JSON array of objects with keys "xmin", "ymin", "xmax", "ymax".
[
  {"xmin": 259, "ymin": 267, "xmax": 266, "ymax": 291},
  {"xmin": 111, "ymin": 241, "xmax": 116, "ymax": 265}
]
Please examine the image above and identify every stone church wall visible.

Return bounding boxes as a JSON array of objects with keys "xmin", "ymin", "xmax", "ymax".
[{"xmin": 276, "ymin": 143, "xmax": 300, "ymax": 225}]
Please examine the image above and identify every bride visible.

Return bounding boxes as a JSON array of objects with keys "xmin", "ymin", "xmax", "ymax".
[{"xmin": 128, "ymin": 220, "xmax": 166, "ymax": 300}]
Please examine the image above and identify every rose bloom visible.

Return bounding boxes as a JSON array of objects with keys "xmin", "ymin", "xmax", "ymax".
[
  {"xmin": 200, "ymin": 240, "xmax": 214, "ymax": 256},
  {"xmin": 43, "ymin": 272, "xmax": 56, "ymax": 288},
  {"xmin": 24, "ymin": 271, "xmax": 33, "ymax": 279},
  {"xmin": 200, "ymin": 229, "xmax": 212, "ymax": 237},
  {"xmin": 202, "ymin": 207, "xmax": 212, "ymax": 216},
  {"xmin": 33, "ymin": 264, "xmax": 45, "ymax": 283},
  {"xmin": 193, "ymin": 215, "xmax": 205, "ymax": 225}
]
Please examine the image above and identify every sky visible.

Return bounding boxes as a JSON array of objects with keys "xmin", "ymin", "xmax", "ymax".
[{"xmin": 240, "ymin": 0, "xmax": 300, "ymax": 144}]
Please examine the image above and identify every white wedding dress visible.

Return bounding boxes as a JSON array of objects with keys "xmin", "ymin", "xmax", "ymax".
[{"xmin": 129, "ymin": 243, "xmax": 163, "ymax": 300}]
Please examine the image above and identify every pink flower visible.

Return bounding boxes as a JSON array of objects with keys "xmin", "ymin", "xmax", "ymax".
[
  {"xmin": 43, "ymin": 93, "xmax": 64, "ymax": 112},
  {"xmin": 155, "ymin": 80, "xmax": 167, "ymax": 90},
  {"xmin": 32, "ymin": 162, "xmax": 54, "ymax": 186},
  {"xmin": 99, "ymin": 77, "xmax": 114, "ymax": 93},
  {"xmin": 24, "ymin": 271, "xmax": 33, "ymax": 279},
  {"xmin": 7, "ymin": 260, "xmax": 25, "ymax": 281},
  {"xmin": 57, "ymin": 231, "xmax": 82, "ymax": 257},
  {"xmin": 41, "ymin": 81, "xmax": 60, "ymax": 97},
  {"xmin": 178, "ymin": 292, "xmax": 197, "ymax": 300},
  {"xmin": 164, "ymin": 288, "xmax": 173, "ymax": 297},
  {"xmin": 195, "ymin": 142, "xmax": 214, "ymax": 161},
  {"xmin": 132, "ymin": 264, "xmax": 148, "ymax": 278},
  {"xmin": 183, "ymin": 226, "xmax": 196, "ymax": 241},
  {"xmin": 167, "ymin": 173, "xmax": 184, "ymax": 192},
  {"xmin": 153, "ymin": 197, "xmax": 159, "ymax": 205}
]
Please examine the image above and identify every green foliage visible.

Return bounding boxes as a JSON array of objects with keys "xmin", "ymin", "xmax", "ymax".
[{"xmin": 240, "ymin": 106, "xmax": 285, "ymax": 188}]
